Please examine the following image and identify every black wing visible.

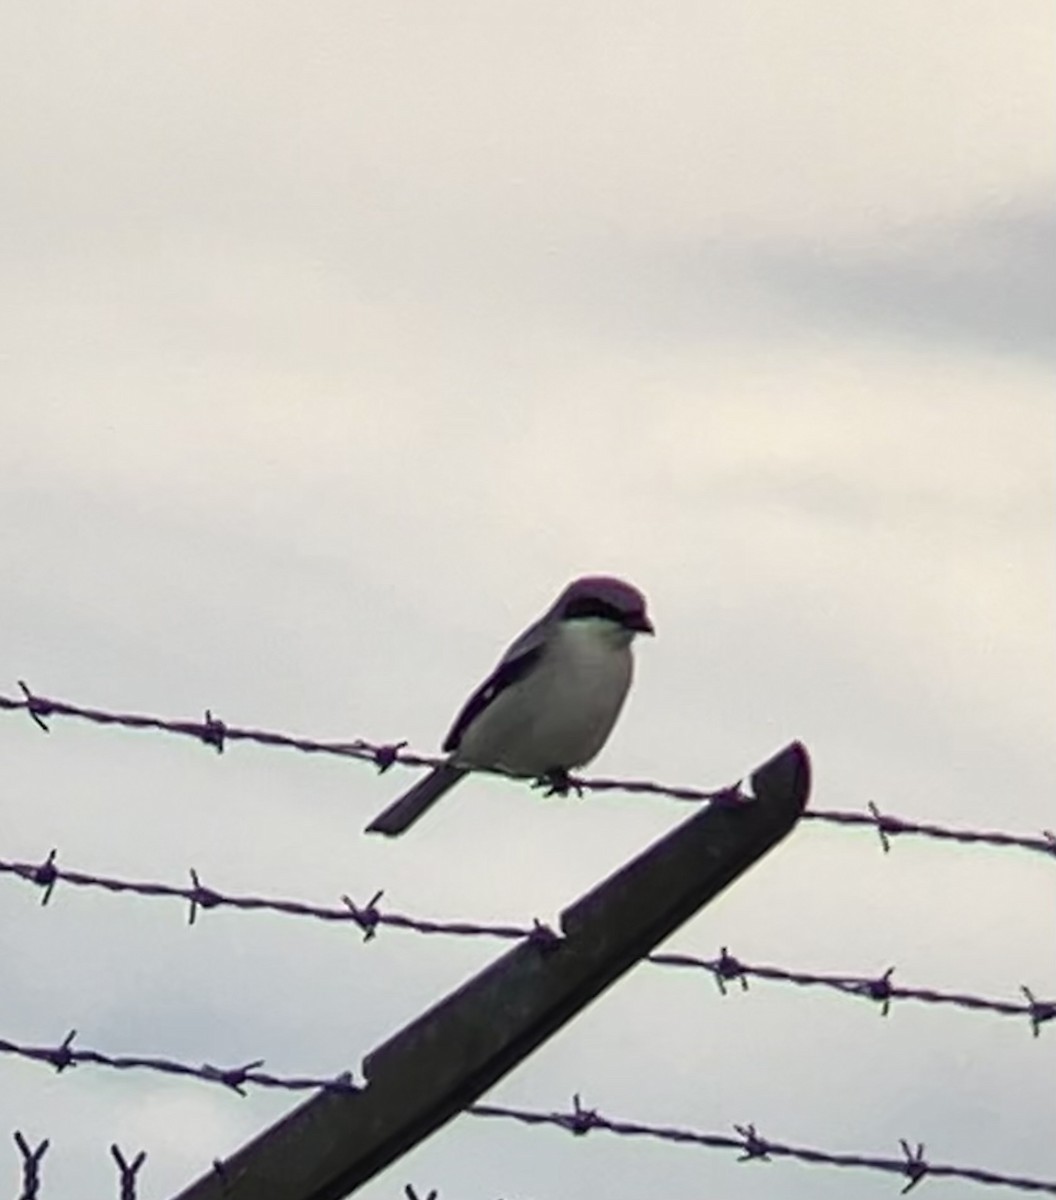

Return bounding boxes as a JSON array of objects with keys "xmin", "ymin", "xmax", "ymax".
[{"xmin": 442, "ymin": 644, "xmax": 545, "ymax": 753}]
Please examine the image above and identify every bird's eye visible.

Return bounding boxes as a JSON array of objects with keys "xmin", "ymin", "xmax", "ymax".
[{"xmin": 563, "ymin": 597, "xmax": 627, "ymax": 623}]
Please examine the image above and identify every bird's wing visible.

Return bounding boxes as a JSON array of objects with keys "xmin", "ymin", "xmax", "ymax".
[{"xmin": 442, "ymin": 618, "xmax": 549, "ymax": 753}]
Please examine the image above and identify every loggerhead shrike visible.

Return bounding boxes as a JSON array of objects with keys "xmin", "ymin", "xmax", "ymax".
[{"xmin": 365, "ymin": 575, "xmax": 654, "ymax": 836}]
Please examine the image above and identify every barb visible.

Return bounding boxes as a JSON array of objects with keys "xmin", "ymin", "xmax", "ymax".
[
  {"xmin": 0, "ymin": 1030, "xmax": 360, "ymax": 1095},
  {"xmin": 111, "ymin": 1145, "xmax": 147, "ymax": 1200},
  {"xmin": 13, "ymin": 1132, "xmax": 49, "ymax": 1200},
  {"xmin": 468, "ymin": 1097, "xmax": 1056, "ymax": 1195},
  {"xmin": 3, "ymin": 685, "xmax": 1053, "ymax": 859},
  {"xmin": 1, "ymin": 852, "xmax": 1051, "ymax": 1033}
]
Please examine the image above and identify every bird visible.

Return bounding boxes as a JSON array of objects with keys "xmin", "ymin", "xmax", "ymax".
[{"xmin": 365, "ymin": 575, "xmax": 654, "ymax": 836}]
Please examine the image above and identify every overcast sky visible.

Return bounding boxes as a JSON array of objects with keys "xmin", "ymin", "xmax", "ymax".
[{"xmin": 2, "ymin": 3, "xmax": 1054, "ymax": 1198}]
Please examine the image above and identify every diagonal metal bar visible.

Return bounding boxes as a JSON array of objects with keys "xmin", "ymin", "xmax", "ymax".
[{"xmin": 170, "ymin": 741, "xmax": 810, "ymax": 1200}]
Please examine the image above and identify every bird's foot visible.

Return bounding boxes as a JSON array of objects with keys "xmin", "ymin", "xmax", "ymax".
[{"xmin": 533, "ymin": 768, "xmax": 583, "ymax": 798}]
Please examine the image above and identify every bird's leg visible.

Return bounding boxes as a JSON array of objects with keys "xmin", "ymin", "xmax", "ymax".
[{"xmin": 532, "ymin": 767, "xmax": 585, "ymax": 798}]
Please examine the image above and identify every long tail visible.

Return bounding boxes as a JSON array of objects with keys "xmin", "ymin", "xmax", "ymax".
[{"xmin": 364, "ymin": 763, "xmax": 468, "ymax": 836}]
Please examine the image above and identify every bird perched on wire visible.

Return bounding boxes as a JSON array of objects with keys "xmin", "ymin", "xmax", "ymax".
[{"xmin": 365, "ymin": 575, "xmax": 654, "ymax": 836}]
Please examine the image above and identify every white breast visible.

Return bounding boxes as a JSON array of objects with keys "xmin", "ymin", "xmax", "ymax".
[{"xmin": 457, "ymin": 618, "xmax": 634, "ymax": 776}]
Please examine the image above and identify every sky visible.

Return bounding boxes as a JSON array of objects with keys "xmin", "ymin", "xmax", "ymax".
[{"xmin": 1, "ymin": 2, "xmax": 1054, "ymax": 1197}]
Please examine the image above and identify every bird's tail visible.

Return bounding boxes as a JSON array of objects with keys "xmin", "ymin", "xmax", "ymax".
[{"xmin": 365, "ymin": 763, "xmax": 468, "ymax": 836}]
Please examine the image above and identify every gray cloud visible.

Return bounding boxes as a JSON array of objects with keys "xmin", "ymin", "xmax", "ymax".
[{"xmin": 741, "ymin": 202, "xmax": 1056, "ymax": 361}]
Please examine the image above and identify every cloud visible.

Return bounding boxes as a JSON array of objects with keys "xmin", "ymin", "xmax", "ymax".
[{"xmin": 741, "ymin": 202, "xmax": 1056, "ymax": 362}]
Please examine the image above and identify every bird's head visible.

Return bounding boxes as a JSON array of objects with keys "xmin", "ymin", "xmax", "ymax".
[{"xmin": 552, "ymin": 575, "xmax": 654, "ymax": 639}]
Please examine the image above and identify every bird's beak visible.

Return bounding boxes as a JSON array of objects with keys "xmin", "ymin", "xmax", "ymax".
[{"xmin": 627, "ymin": 612, "xmax": 655, "ymax": 635}]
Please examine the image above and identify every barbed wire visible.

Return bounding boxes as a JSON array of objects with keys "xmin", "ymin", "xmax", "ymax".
[
  {"xmin": 4, "ymin": 686, "xmax": 1055, "ymax": 1195},
  {"xmin": 469, "ymin": 1096, "xmax": 1056, "ymax": 1195},
  {"xmin": 649, "ymin": 950, "xmax": 1056, "ymax": 1035},
  {"xmin": 0, "ymin": 1029, "xmax": 360, "ymax": 1096},
  {"xmin": 3, "ymin": 684, "xmax": 1055, "ymax": 859},
  {"xmin": 1, "ymin": 850, "xmax": 1053, "ymax": 1034},
  {"xmin": 6, "ymin": 1060, "xmax": 1056, "ymax": 1196},
  {"xmin": 12, "ymin": 1133, "xmax": 147, "ymax": 1200}
]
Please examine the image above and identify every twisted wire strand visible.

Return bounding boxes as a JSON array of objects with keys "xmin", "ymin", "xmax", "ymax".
[
  {"xmin": 5, "ymin": 1061, "xmax": 1056, "ymax": 1195},
  {"xmin": 3, "ymin": 685, "xmax": 1054, "ymax": 858},
  {"xmin": 469, "ymin": 1098, "xmax": 1056, "ymax": 1195},
  {"xmin": 1, "ymin": 850, "xmax": 1054, "ymax": 1033}
]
